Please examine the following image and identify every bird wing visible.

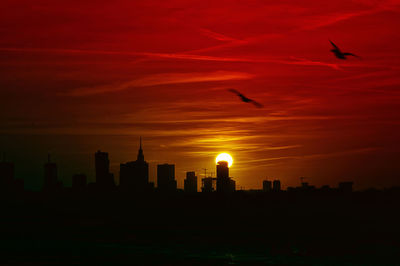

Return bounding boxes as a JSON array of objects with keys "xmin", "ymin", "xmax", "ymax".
[
  {"xmin": 228, "ymin": 88, "xmax": 241, "ymax": 95},
  {"xmin": 228, "ymin": 88, "xmax": 247, "ymax": 100},
  {"xmin": 228, "ymin": 88, "xmax": 263, "ymax": 108},
  {"xmin": 329, "ymin": 40, "xmax": 339, "ymax": 49},
  {"xmin": 343, "ymin": 52, "xmax": 360, "ymax": 58},
  {"xmin": 250, "ymin": 100, "xmax": 263, "ymax": 108}
]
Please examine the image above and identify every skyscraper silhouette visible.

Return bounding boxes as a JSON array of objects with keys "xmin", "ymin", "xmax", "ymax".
[
  {"xmin": 272, "ymin": 180, "xmax": 281, "ymax": 192},
  {"xmin": 216, "ymin": 161, "xmax": 235, "ymax": 193},
  {"xmin": 157, "ymin": 164, "xmax": 176, "ymax": 192},
  {"xmin": 263, "ymin": 180, "xmax": 272, "ymax": 192},
  {"xmin": 120, "ymin": 137, "xmax": 149, "ymax": 193},
  {"xmin": 95, "ymin": 150, "xmax": 115, "ymax": 189},
  {"xmin": 137, "ymin": 136, "xmax": 144, "ymax": 162},
  {"xmin": 43, "ymin": 154, "xmax": 62, "ymax": 192},
  {"xmin": 0, "ymin": 161, "xmax": 14, "ymax": 192},
  {"xmin": 184, "ymin": 171, "xmax": 197, "ymax": 193}
]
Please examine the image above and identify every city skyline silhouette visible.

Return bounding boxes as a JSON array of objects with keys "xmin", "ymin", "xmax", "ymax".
[
  {"xmin": 1, "ymin": 137, "xmax": 387, "ymax": 195},
  {"xmin": 1, "ymin": 136, "xmax": 399, "ymax": 265},
  {"xmin": 1, "ymin": 0, "xmax": 400, "ymax": 264},
  {"xmin": 0, "ymin": 135, "xmax": 398, "ymax": 191},
  {"xmin": 2, "ymin": 1, "xmax": 400, "ymax": 193}
]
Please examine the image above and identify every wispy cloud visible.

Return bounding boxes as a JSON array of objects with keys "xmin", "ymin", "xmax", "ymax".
[
  {"xmin": 64, "ymin": 71, "xmax": 255, "ymax": 96},
  {"xmin": 299, "ymin": 9, "xmax": 382, "ymax": 31},
  {"xmin": 0, "ymin": 47, "xmax": 142, "ymax": 56},
  {"xmin": 142, "ymin": 52, "xmax": 342, "ymax": 69},
  {"xmin": 0, "ymin": 47, "xmax": 341, "ymax": 69},
  {"xmin": 139, "ymin": 52, "xmax": 252, "ymax": 62},
  {"xmin": 279, "ymin": 57, "xmax": 341, "ymax": 70},
  {"xmin": 246, "ymin": 147, "xmax": 379, "ymax": 164},
  {"xmin": 199, "ymin": 28, "xmax": 240, "ymax": 42},
  {"xmin": 186, "ymin": 5, "xmax": 393, "ymax": 55}
]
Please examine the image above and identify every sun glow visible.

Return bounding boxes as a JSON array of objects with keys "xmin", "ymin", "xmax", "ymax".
[{"xmin": 216, "ymin": 153, "xmax": 233, "ymax": 167}]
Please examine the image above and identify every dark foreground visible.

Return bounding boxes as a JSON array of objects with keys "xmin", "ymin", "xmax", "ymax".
[{"xmin": 1, "ymin": 191, "xmax": 400, "ymax": 265}]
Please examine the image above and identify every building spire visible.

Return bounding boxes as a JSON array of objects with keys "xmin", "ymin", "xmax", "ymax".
[{"xmin": 137, "ymin": 136, "xmax": 144, "ymax": 162}]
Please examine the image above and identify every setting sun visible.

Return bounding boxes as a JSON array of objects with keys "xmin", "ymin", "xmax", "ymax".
[{"xmin": 216, "ymin": 153, "xmax": 233, "ymax": 167}]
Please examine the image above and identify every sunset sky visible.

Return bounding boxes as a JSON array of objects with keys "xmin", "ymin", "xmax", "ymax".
[{"xmin": 1, "ymin": 0, "xmax": 400, "ymax": 190}]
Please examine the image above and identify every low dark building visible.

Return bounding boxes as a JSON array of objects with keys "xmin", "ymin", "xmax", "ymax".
[
  {"xmin": 320, "ymin": 185, "xmax": 332, "ymax": 192},
  {"xmin": 72, "ymin": 174, "xmax": 87, "ymax": 191},
  {"xmin": 157, "ymin": 164, "xmax": 177, "ymax": 192},
  {"xmin": 273, "ymin": 180, "xmax": 281, "ymax": 192},
  {"xmin": 263, "ymin": 180, "xmax": 272, "ymax": 192},
  {"xmin": 201, "ymin": 177, "xmax": 214, "ymax": 193},
  {"xmin": 338, "ymin": 182, "xmax": 353, "ymax": 193},
  {"xmin": 184, "ymin": 171, "xmax": 197, "ymax": 193}
]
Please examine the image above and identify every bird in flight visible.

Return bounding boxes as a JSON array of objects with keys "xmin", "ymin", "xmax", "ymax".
[
  {"xmin": 329, "ymin": 40, "xmax": 359, "ymax": 60},
  {"xmin": 228, "ymin": 89, "xmax": 263, "ymax": 108}
]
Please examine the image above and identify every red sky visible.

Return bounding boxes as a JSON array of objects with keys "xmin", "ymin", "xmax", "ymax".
[{"xmin": 1, "ymin": 0, "xmax": 400, "ymax": 190}]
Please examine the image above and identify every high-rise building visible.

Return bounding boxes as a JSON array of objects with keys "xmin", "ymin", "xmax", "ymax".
[
  {"xmin": 120, "ymin": 138, "xmax": 149, "ymax": 192},
  {"xmin": 217, "ymin": 161, "xmax": 229, "ymax": 179},
  {"xmin": 272, "ymin": 180, "xmax": 281, "ymax": 192},
  {"xmin": 43, "ymin": 154, "xmax": 62, "ymax": 192},
  {"xmin": 184, "ymin": 171, "xmax": 197, "ymax": 193},
  {"xmin": 95, "ymin": 150, "xmax": 115, "ymax": 189},
  {"xmin": 216, "ymin": 161, "xmax": 235, "ymax": 193},
  {"xmin": 157, "ymin": 164, "xmax": 176, "ymax": 192},
  {"xmin": 0, "ymin": 161, "xmax": 14, "ymax": 191},
  {"xmin": 263, "ymin": 180, "xmax": 272, "ymax": 192},
  {"xmin": 136, "ymin": 136, "xmax": 144, "ymax": 162},
  {"xmin": 0, "ymin": 160, "xmax": 24, "ymax": 193}
]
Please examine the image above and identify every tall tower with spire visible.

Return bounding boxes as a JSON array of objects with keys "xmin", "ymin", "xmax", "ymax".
[
  {"xmin": 120, "ymin": 137, "xmax": 149, "ymax": 192},
  {"xmin": 137, "ymin": 136, "xmax": 144, "ymax": 162}
]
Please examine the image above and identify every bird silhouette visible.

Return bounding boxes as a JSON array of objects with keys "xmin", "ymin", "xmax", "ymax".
[
  {"xmin": 228, "ymin": 89, "xmax": 263, "ymax": 108},
  {"xmin": 329, "ymin": 40, "xmax": 359, "ymax": 60}
]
